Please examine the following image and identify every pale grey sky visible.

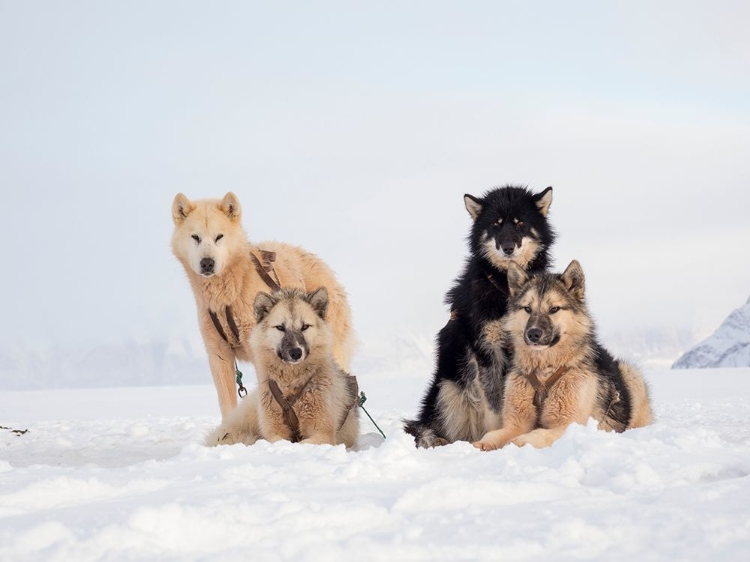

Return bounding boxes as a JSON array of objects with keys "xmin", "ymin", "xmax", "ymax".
[{"xmin": 1, "ymin": 1, "xmax": 748, "ymax": 360}]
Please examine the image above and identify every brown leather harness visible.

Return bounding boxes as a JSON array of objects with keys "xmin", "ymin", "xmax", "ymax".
[
  {"xmin": 267, "ymin": 374, "xmax": 359, "ymax": 443},
  {"xmin": 267, "ymin": 376, "xmax": 314, "ymax": 443},
  {"xmin": 524, "ymin": 366, "xmax": 570, "ymax": 428},
  {"xmin": 249, "ymin": 251, "xmax": 281, "ymax": 293},
  {"xmin": 209, "ymin": 250, "xmax": 281, "ymax": 349}
]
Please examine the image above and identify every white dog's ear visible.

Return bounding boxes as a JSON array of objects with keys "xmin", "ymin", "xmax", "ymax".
[
  {"xmin": 533, "ymin": 186, "xmax": 553, "ymax": 217},
  {"xmin": 561, "ymin": 260, "xmax": 585, "ymax": 301},
  {"xmin": 172, "ymin": 193, "xmax": 195, "ymax": 225},
  {"xmin": 464, "ymin": 194, "xmax": 483, "ymax": 221},
  {"xmin": 254, "ymin": 292, "xmax": 276, "ymax": 322},
  {"xmin": 507, "ymin": 262, "xmax": 530, "ymax": 297},
  {"xmin": 306, "ymin": 287, "xmax": 329, "ymax": 319},
  {"xmin": 220, "ymin": 192, "xmax": 241, "ymax": 221}
]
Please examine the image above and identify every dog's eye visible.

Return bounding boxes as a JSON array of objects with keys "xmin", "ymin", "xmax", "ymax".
[
  {"xmin": 301, "ymin": 324, "xmax": 311, "ymax": 331},
  {"xmin": 191, "ymin": 235, "xmax": 201, "ymax": 244},
  {"xmin": 275, "ymin": 325, "xmax": 286, "ymax": 332},
  {"xmin": 523, "ymin": 306, "xmax": 532, "ymax": 313},
  {"xmin": 493, "ymin": 219, "xmax": 502, "ymax": 228},
  {"xmin": 549, "ymin": 306, "xmax": 560, "ymax": 314},
  {"xmin": 516, "ymin": 221, "xmax": 525, "ymax": 230},
  {"xmin": 215, "ymin": 234, "xmax": 224, "ymax": 243}
]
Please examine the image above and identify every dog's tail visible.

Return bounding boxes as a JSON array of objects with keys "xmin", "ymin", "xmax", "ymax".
[
  {"xmin": 402, "ymin": 418, "xmax": 421, "ymax": 439},
  {"xmin": 619, "ymin": 361, "xmax": 655, "ymax": 429},
  {"xmin": 403, "ymin": 418, "xmax": 449, "ymax": 448}
]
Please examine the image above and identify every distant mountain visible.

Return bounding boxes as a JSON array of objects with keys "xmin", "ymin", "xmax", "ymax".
[{"xmin": 673, "ymin": 296, "xmax": 750, "ymax": 369}]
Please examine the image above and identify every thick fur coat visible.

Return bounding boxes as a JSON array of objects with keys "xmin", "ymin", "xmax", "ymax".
[
  {"xmin": 473, "ymin": 260, "xmax": 654, "ymax": 451},
  {"xmin": 207, "ymin": 288, "xmax": 359, "ymax": 447},
  {"xmin": 171, "ymin": 193, "xmax": 355, "ymax": 418},
  {"xmin": 404, "ymin": 186, "xmax": 556, "ymax": 447}
]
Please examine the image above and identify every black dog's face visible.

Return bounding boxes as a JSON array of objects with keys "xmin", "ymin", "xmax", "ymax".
[{"xmin": 464, "ymin": 186, "xmax": 554, "ymax": 271}]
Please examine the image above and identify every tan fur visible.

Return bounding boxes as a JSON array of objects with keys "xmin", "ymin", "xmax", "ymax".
[
  {"xmin": 480, "ymin": 235, "xmax": 542, "ymax": 272},
  {"xmin": 171, "ymin": 193, "xmax": 355, "ymax": 418},
  {"xmin": 436, "ymin": 378, "xmax": 502, "ymax": 443},
  {"xmin": 535, "ymin": 188, "xmax": 553, "ymax": 217},
  {"xmin": 474, "ymin": 261, "xmax": 653, "ymax": 451},
  {"xmin": 464, "ymin": 194, "xmax": 483, "ymax": 220},
  {"xmin": 207, "ymin": 290, "xmax": 359, "ymax": 447},
  {"xmin": 618, "ymin": 361, "xmax": 655, "ymax": 428}
]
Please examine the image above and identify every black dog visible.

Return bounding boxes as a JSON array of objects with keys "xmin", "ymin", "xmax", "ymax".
[{"xmin": 404, "ymin": 186, "xmax": 555, "ymax": 447}]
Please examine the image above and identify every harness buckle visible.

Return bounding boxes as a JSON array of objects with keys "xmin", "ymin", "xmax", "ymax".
[{"xmin": 235, "ymin": 363, "xmax": 247, "ymax": 398}]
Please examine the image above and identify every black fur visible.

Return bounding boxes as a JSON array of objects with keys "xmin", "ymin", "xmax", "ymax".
[
  {"xmin": 592, "ymin": 343, "xmax": 632, "ymax": 431},
  {"xmin": 404, "ymin": 186, "xmax": 556, "ymax": 446}
]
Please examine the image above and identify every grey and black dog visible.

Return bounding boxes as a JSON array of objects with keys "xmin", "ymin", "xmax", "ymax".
[
  {"xmin": 473, "ymin": 260, "xmax": 654, "ymax": 450},
  {"xmin": 404, "ymin": 186, "xmax": 556, "ymax": 447}
]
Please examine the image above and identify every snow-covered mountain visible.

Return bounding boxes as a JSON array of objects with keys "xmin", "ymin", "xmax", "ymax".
[{"xmin": 673, "ymin": 296, "xmax": 750, "ymax": 369}]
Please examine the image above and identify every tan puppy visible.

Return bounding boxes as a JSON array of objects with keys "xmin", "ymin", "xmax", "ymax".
[
  {"xmin": 207, "ymin": 288, "xmax": 360, "ymax": 447},
  {"xmin": 474, "ymin": 260, "xmax": 653, "ymax": 451},
  {"xmin": 171, "ymin": 193, "xmax": 355, "ymax": 418}
]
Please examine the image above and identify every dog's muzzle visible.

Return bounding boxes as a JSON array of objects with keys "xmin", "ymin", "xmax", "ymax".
[{"xmin": 200, "ymin": 258, "xmax": 215, "ymax": 276}]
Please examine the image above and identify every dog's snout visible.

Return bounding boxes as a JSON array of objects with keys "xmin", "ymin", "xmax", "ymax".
[
  {"xmin": 526, "ymin": 328, "xmax": 543, "ymax": 343},
  {"xmin": 200, "ymin": 258, "xmax": 215, "ymax": 274},
  {"xmin": 501, "ymin": 241, "xmax": 515, "ymax": 255},
  {"xmin": 289, "ymin": 347, "xmax": 303, "ymax": 361}
]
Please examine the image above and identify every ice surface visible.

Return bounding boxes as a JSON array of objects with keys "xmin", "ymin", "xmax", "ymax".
[{"xmin": 2, "ymin": 369, "xmax": 750, "ymax": 561}]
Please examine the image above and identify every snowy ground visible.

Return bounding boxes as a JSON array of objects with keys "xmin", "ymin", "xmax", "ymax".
[{"xmin": 2, "ymin": 368, "xmax": 750, "ymax": 561}]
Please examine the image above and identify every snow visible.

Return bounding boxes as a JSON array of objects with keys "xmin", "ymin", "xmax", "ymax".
[
  {"xmin": 673, "ymin": 296, "xmax": 750, "ymax": 369},
  {"xmin": 2, "ymin": 368, "xmax": 750, "ymax": 561}
]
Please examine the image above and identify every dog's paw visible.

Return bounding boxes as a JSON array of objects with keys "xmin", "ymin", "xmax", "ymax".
[
  {"xmin": 511, "ymin": 435, "xmax": 532, "ymax": 448},
  {"xmin": 472, "ymin": 439, "xmax": 498, "ymax": 451},
  {"xmin": 511, "ymin": 432, "xmax": 552, "ymax": 448}
]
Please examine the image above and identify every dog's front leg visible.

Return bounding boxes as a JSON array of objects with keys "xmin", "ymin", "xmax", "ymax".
[
  {"xmin": 474, "ymin": 380, "xmax": 535, "ymax": 451},
  {"xmin": 300, "ymin": 420, "xmax": 337, "ymax": 446},
  {"xmin": 299, "ymin": 414, "xmax": 337, "ymax": 446},
  {"xmin": 511, "ymin": 426, "xmax": 568, "ymax": 448},
  {"xmin": 473, "ymin": 426, "xmax": 527, "ymax": 451},
  {"xmin": 207, "ymin": 349, "xmax": 238, "ymax": 419},
  {"xmin": 299, "ymin": 432, "xmax": 337, "ymax": 446}
]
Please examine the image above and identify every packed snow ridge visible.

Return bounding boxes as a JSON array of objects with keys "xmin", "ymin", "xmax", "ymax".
[{"xmin": 673, "ymin": 295, "xmax": 750, "ymax": 369}]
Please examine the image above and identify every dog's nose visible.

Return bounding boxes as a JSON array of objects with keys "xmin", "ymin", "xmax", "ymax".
[
  {"xmin": 289, "ymin": 348, "xmax": 303, "ymax": 361},
  {"xmin": 501, "ymin": 242, "xmax": 515, "ymax": 255},
  {"xmin": 526, "ymin": 328, "xmax": 543, "ymax": 343},
  {"xmin": 200, "ymin": 258, "xmax": 215, "ymax": 274}
]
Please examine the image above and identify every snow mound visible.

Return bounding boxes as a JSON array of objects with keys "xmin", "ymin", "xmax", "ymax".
[{"xmin": 673, "ymin": 295, "xmax": 750, "ymax": 369}]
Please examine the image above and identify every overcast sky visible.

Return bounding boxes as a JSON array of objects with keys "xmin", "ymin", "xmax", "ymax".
[{"xmin": 1, "ymin": 1, "xmax": 748, "ymax": 357}]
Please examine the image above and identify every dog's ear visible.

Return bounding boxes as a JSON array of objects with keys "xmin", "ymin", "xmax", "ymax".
[
  {"xmin": 254, "ymin": 292, "xmax": 276, "ymax": 322},
  {"xmin": 306, "ymin": 287, "xmax": 329, "ymax": 320},
  {"xmin": 464, "ymin": 194, "xmax": 483, "ymax": 221},
  {"xmin": 172, "ymin": 193, "xmax": 195, "ymax": 225},
  {"xmin": 533, "ymin": 186, "xmax": 553, "ymax": 217},
  {"xmin": 561, "ymin": 260, "xmax": 585, "ymax": 301},
  {"xmin": 507, "ymin": 262, "xmax": 530, "ymax": 297},
  {"xmin": 220, "ymin": 192, "xmax": 241, "ymax": 221}
]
